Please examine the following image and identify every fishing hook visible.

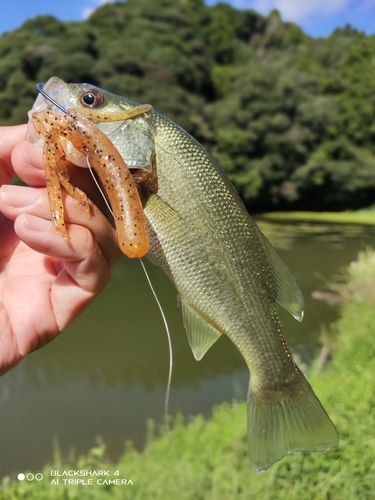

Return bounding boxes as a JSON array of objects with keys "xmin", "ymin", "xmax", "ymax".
[{"xmin": 36, "ymin": 82, "xmax": 68, "ymax": 114}]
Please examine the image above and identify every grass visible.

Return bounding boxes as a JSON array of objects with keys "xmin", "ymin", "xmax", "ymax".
[
  {"xmin": 260, "ymin": 210, "xmax": 375, "ymax": 225},
  {"xmin": 3, "ymin": 252, "xmax": 375, "ymax": 499}
]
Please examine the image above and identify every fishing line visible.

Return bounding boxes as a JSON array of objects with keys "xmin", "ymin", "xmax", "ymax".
[
  {"xmin": 139, "ymin": 258, "xmax": 173, "ymax": 430},
  {"xmin": 86, "ymin": 159, "xmax": 117, "ymax": 219},
  {"xmin": 84, "ymin": 137, "xmax": 173, "ymax": 429},
  {"xmin": 37, "ymin": 81, "xmax": 173, "ymax": 427},
  {"xmin": 89, "ymin": 158, "xmax": 174, "ymax": 426}
]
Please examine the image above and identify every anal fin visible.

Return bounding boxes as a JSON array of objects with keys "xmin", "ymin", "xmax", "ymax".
[{"xmin": 180, "ymin": 297, "xmax": 222, "ymax": 361}]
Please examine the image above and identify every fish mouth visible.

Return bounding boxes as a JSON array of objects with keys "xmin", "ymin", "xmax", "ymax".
[
  {"xmin": 25, "ymin": 78, "xmax": 70, "ymax": 145},
  {"xmin": 41, "ymin": 77, "xmax": 72, "ymax": 111},
  {"xmin": 36, "ymin": 80, "xmax": 67, "ymax": 112}
]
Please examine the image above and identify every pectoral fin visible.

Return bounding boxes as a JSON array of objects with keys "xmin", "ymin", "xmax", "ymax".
[
  {"xmin": 180, "ymin": 297, "xmax": 222, "ymax": 361},
  {"xmin": 256, "ymin": 225, "xmax": 305, "ymax": 322}
]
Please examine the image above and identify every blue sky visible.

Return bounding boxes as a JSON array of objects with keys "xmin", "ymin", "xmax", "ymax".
[{"xmin": 1, "ymin": 0, "xmax": 374, "ymax": 38}]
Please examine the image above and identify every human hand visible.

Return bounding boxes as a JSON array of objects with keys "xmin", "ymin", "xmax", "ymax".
[{"xmin": 0, "ymin": 125, "xmax": 121, "ymax": 375}]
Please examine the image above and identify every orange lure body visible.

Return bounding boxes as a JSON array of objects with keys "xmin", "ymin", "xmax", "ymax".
[{"xmin": 32, "ymin": 108, "xmax": 150, "ymax": 258}]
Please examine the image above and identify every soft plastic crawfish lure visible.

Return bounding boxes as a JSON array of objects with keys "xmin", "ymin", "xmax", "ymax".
[{"xmin": 31, "ymin": 83, "xmax": 151, "ymax": 258}]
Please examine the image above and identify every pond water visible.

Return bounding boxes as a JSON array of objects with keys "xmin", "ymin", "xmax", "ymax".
[{"xmin": 1, "ymin": 219, "xmax": 375, "ymax": 478}]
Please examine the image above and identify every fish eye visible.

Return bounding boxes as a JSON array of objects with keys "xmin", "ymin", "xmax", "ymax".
[{"xmin": 80, "ymin": 89, "xmax": 104, "ymax": 108}]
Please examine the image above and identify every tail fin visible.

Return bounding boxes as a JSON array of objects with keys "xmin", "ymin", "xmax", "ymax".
[{"xmin": 247, "ymin": 369, "xmax": 338, "ymax": 472}]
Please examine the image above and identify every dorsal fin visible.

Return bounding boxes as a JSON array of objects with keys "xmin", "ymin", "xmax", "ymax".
[
  {"xmin": 256, "ymin": 224, "xmax": 305, "ymax": 321},
  {"xmin": 180, "ymin": 297, "xmax": 222, "ymax": 360}
]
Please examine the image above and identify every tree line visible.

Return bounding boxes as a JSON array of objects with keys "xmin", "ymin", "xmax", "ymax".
[{"xmin": 1, "ymin": 0, "xmax": 374, "ymax": 212}]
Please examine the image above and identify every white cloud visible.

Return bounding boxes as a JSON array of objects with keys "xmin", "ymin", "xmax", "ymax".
[
  {"xmin": 276, "ymin": 0, "xmax": 350, "ymax": 19},
  {"xmin": 236, "ymin": 0, "xmax": 352, "ymax": 21},
  {"xmin": 82, "ymin": 7, "xmax": 95, "ymax": 19},
  {"xmin": 81, "ymin": 0, "xmax": 114, "ymax": 20}
]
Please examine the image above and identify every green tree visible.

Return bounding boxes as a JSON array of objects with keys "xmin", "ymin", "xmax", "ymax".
[{"xmin": 0, "ymin": 0, "xmax": 374, "ymax": 211}]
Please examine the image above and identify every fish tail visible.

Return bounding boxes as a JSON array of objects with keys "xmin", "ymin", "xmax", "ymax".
[{"xmin": 247, "ymin": 368, "xmax": 338, "ymax": 472}]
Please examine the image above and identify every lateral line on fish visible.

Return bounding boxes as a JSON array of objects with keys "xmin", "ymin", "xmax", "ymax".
[{"xmin": 139, "ymin": 258, "xmax": 173, "ymax": 430}]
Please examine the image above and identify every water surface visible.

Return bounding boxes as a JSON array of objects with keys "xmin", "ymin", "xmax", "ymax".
[{"xmin": 1, "ymin": 219, "xmax": 375, "ymax": 477}]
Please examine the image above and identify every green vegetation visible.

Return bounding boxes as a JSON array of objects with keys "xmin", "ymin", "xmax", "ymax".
[
  {"xmin": 261, "ymin": 209, "xmax": 375, "ymax": 224},
  {"xmin": 1, "ymin": 1, "xmax": 375, "ymax": 212},
  {"xmin": 3, "ymin": 250, "xmax": 375, "ymax": 499}
]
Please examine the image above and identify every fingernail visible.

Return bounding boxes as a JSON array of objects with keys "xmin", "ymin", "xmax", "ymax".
[
  {"xmin": 23, "ymin": 214, "xmax": 52, "ymax": 233},
  {"xmin": 21, "ymin": 141, "xmax": 44, "ymax": 171},
  {"xmin": 0, "ymin": 185, "xmax": 41, "ymax": 208},
  {"xmin": 21, "ymin": 141, "xmax": 32, "ymax": 166}
]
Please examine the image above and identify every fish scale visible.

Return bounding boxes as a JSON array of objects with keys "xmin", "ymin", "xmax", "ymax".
[{"xmin": 149, "ymin": 114, "xmax": 276, "ymax": 330}]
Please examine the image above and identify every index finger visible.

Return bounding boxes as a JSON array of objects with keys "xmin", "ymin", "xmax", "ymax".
[{"xmin": 0, "ymin": 125, "xmax": 28, "ymax": 186}]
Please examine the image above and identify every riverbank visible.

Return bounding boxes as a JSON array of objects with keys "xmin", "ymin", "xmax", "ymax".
[
  {"xmin": 260, "ymin": 208, "xmax": 375, "ymax": 225},
  {"xmin": 2, "ymin": 251, "xmax": 375, "ymax": 499}
]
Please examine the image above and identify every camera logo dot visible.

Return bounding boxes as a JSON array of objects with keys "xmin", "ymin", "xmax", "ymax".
[{"xmin": 17, "ymin": 472, "xmax": 43, "ymax": 481}]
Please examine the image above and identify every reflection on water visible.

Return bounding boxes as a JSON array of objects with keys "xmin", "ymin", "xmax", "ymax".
[
  {"xmin": 1, "ymin": 219, "xmax": 375, "ymax": 477},
  {"xmin": 258, "ymin": 219, "xmax": 374, "ymax": 251}
]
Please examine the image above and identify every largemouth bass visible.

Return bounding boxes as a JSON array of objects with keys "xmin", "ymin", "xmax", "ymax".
[{"xmin": 28, "ymin": 77, "xmax": 338, "ymax": 471}]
